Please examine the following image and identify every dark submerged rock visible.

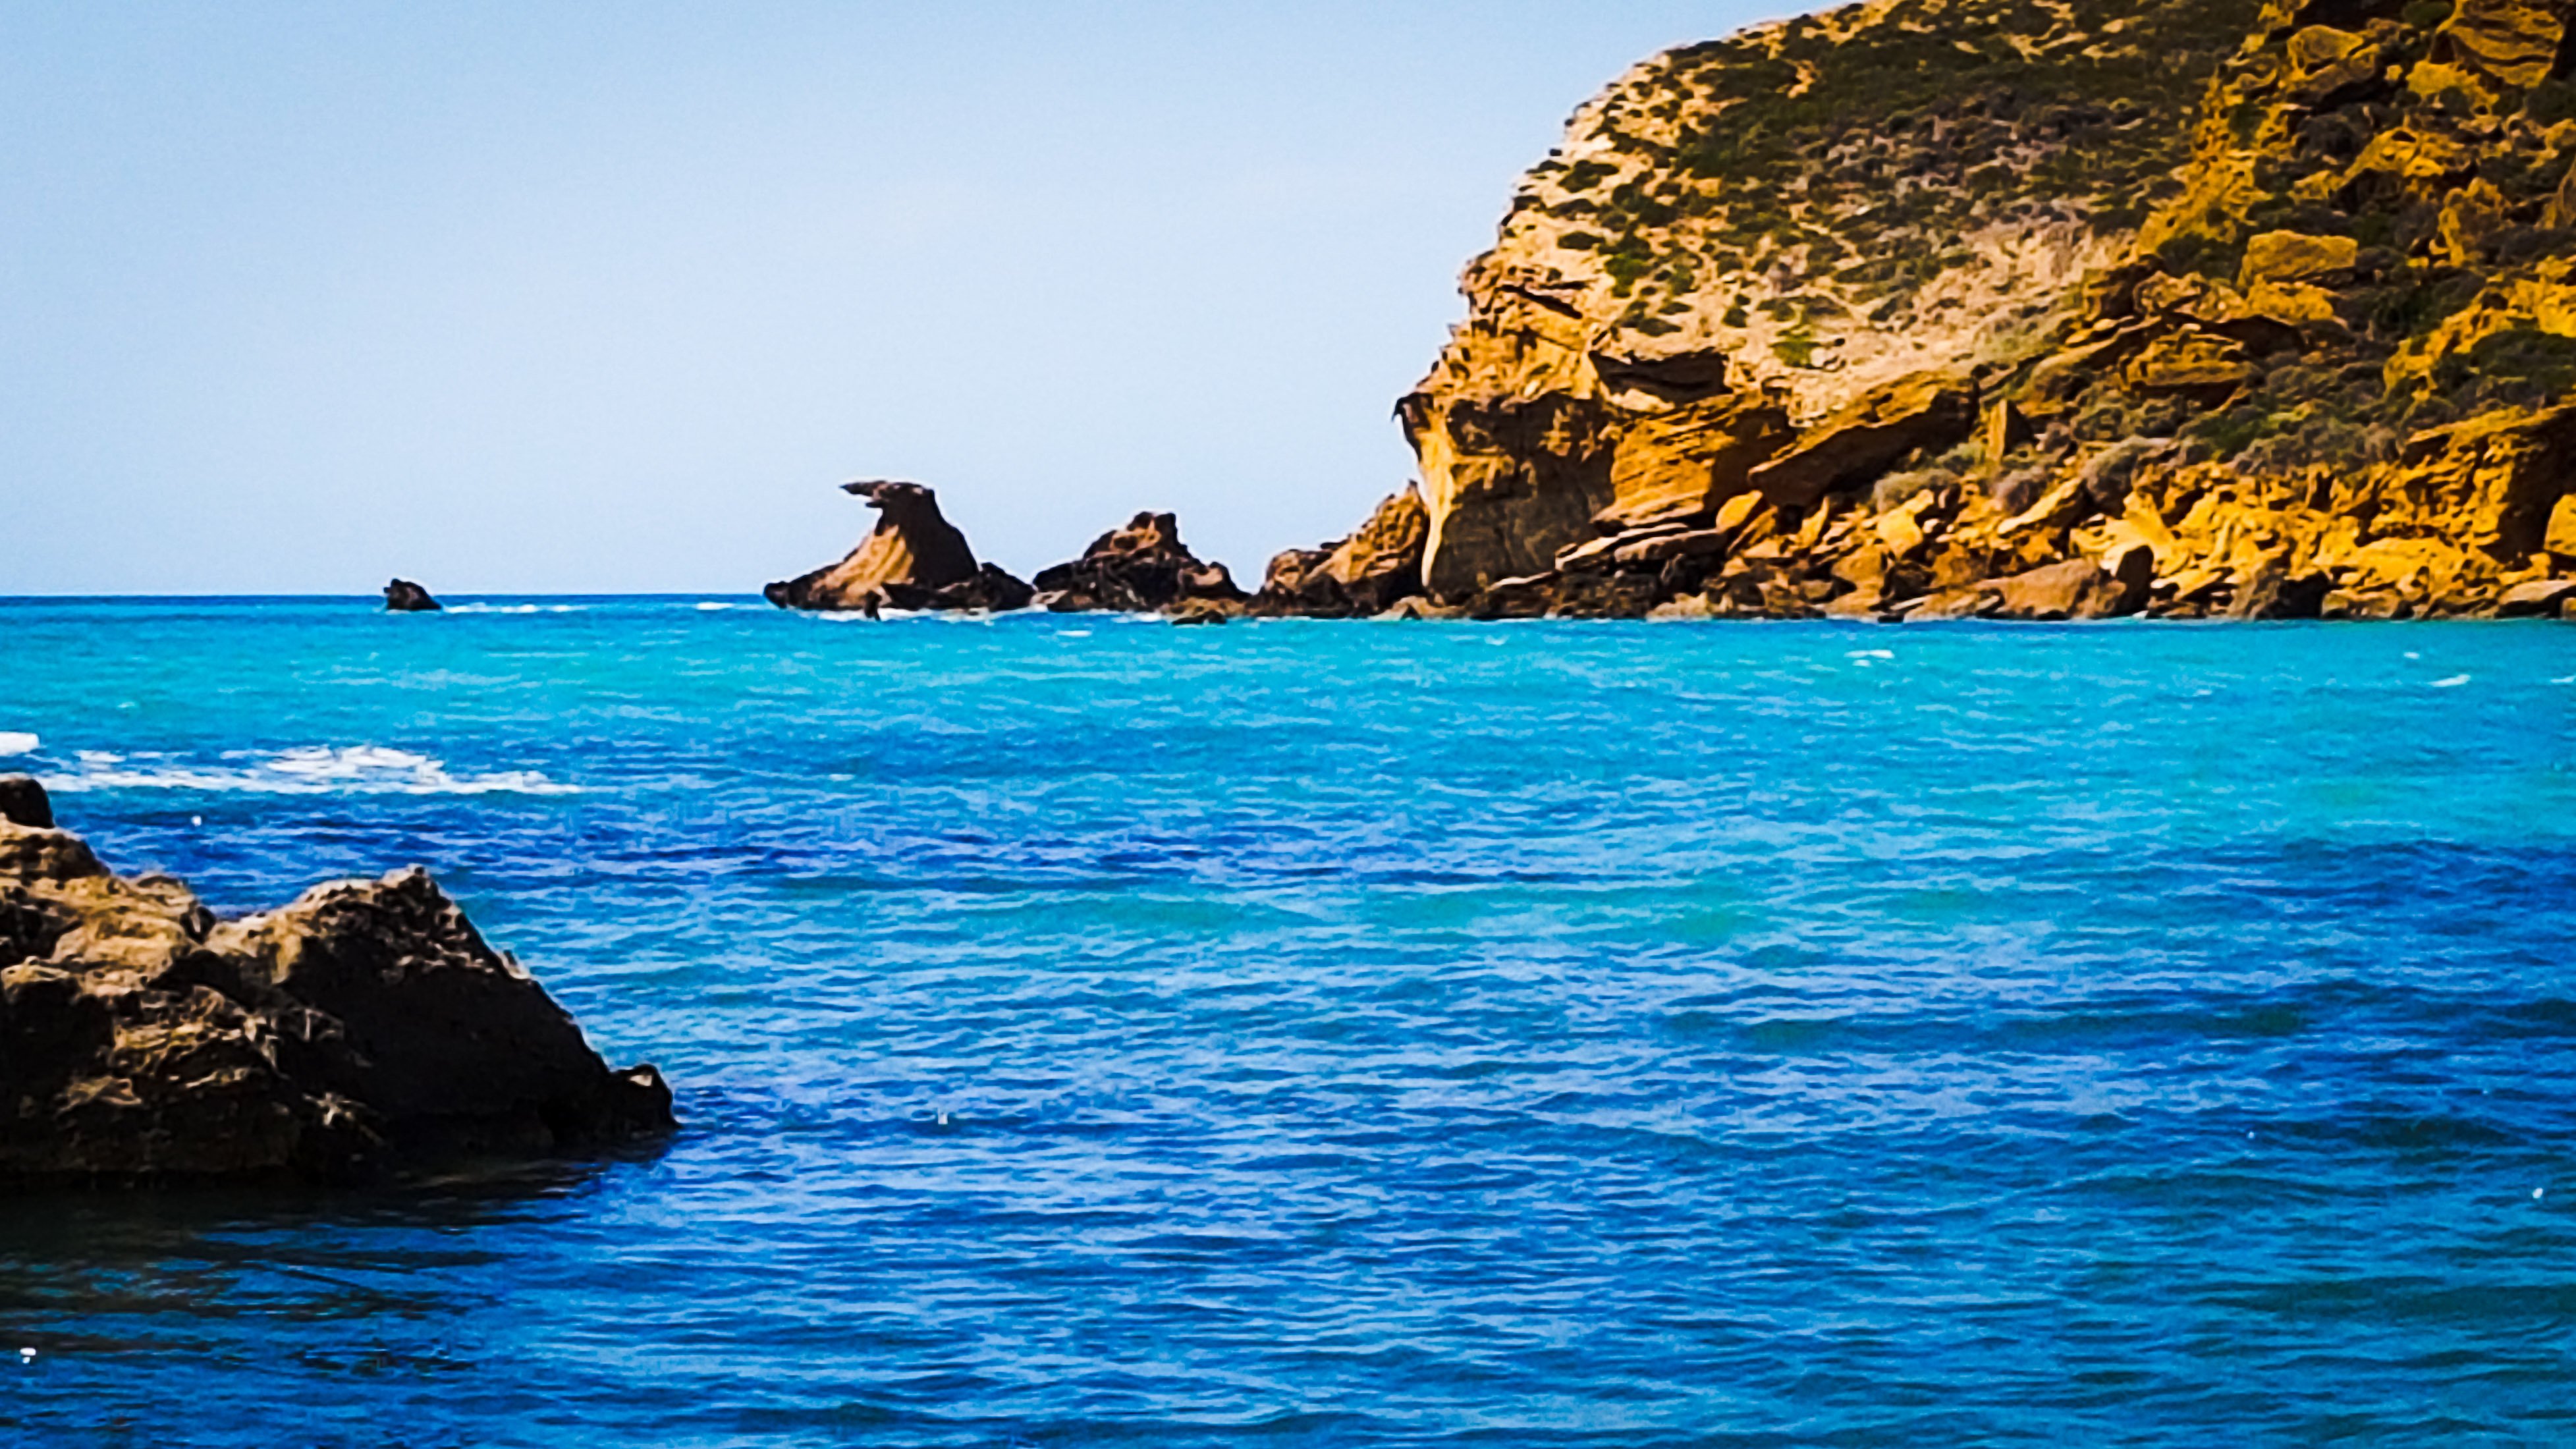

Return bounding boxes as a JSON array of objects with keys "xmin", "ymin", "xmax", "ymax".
[
  {"xmin": 0, "ymin": 776, "xmax": 51, "ymax": 831},
  {"xmin": 0, "ymin": 808, "xmax": 672, "ymax": 1185},
  {"xmin": 383, "ymin": 579, "xmax": 441, "ymax": 612}
]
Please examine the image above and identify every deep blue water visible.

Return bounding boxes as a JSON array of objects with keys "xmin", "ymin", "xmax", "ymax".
[{"xmin": 2, "ymin": 596, "xmax": 2574, "ymax": 1446}]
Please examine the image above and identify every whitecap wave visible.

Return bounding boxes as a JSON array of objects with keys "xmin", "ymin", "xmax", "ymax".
[
  {"xmin": 2431, "ymin": 674, "xmax": 2471, "ymax": 688},
  {"xmin": 0, "ymin": 732, "xmax": 36, "ymax": 756},
  {"xmin": 443, "ymin": 603, "xmax": 589, "ymax": 615},
  {"xmin": 45, "ymin": 744, "xmax": 580, "ymax": 796}
]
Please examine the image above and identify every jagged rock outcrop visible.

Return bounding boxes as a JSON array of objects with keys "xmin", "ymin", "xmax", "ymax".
[
  {"xmin": 1250, "ymin": 485, "xmax": 1431, "ymax": 617},
  {"xmin": 383, "ymin": 579, "xmax": 441, "ymax": 612},
  {"xmin": 1032, "ymin": 512, "xmax": 1247, "ymax": 615},
  {"xmin": 1363, "ymin": 0, "xmax": 2576, "ymax": 620},
  {"xmin": 765, "ymin": 480, "xmax": 1033, "ymax": 614},
  {"xmin": 0, "ymin": 778, "xmax": 673, "ymax": 1184}
]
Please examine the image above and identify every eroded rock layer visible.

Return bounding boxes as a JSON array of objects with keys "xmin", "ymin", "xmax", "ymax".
[
  {"xmin": 0, "ymin": 779, "xmax": 673, "ymax": 1184},
  {"xmin": 1251, "ymin": 485, "xmax": 1431, "ymax": 617},
  {"xmin": 1387, "ymin": 0, "xmax": 2576, "ymax": 620}
]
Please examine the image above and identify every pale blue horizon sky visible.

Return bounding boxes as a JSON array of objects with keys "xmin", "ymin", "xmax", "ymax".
[{"xmin": 1, "ymin": 1, "xmax": 1788, "ymax": 595}]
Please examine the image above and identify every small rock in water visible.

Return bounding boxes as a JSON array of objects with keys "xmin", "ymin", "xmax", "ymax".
[{"xmin": 383, "ymin": 578, "xmax": 443, "ymax": 613}]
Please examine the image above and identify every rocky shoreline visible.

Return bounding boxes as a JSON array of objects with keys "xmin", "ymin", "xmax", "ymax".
[
  {"xmin": 762, "ymin": 464, "xmax": 2575, "ymax": 623},
  {"xmin": 763, "ymin": 0, "xmax": 2576, "ymax": 626},
  {"xmin": 0, "ymin": 778, "xmax": 672, "ymax": 1185}
]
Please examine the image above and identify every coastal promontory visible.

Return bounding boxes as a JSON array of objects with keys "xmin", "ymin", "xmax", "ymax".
[{"xmin": 1336, "ymin": 0, "xmax": 2576, "ymax": 619}]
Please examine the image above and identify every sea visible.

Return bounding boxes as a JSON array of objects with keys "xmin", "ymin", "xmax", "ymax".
[{"xmin": 1, "ymin": 595, "xmax": 2573, "ymax": 1446}]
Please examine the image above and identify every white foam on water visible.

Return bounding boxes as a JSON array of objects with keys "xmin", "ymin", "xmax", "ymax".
[
  {"xmin": 45, "ymin": 744, "xmax": 580, "ymax": 796},
  {"xmin": 0, "ymin": 732, "xmax": 36, "ymax": 756},
  {"xmin": 2432, "ymin": 674, "xmax": 2471, "ymax": 688},
  {"xmin": 694, "ymin": 601, "xmax": 738, "ymax": 611},
  {"xmin": 1849, "ymin": 649, "xmax": 1895, "ymax": 661},
  {"xmin": 445, "ymin": 603, "xmax": 588, "ymax": 615}
]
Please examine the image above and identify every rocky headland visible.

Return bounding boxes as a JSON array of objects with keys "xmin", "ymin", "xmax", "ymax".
[
  {"xmin": 0, "ymin": 777, "xmax": 672, "ymax": 1184},
  {"xmin": 1362, "ymin": 0, "xmax": 2576, "ymax": 620},
  {"xmin": 763, "ymin": 1, "xmax": 2576, "ymax": 624}
]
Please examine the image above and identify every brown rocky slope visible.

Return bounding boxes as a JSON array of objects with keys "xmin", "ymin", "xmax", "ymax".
[{"xmin": 1362, "ymin": 0, "xmax": 2576, "ymax": 620}]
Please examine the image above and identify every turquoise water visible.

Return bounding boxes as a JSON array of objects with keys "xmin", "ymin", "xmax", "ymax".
[{"xmin": 3, "ymin": 596, "xmax": 2574, "ymax": 1446}]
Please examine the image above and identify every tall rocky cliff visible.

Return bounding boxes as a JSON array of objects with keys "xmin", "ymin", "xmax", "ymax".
[{"xmin": 1386, "ymin": 0, "xmax": 2576, "ymax": 620}]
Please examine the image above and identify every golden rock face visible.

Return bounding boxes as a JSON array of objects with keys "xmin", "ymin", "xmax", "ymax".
[
  {"xmin": 765, "ymin": 481, "xmax": 1034, "ymax": 614},
  {"xmin": 1369, "ymin": 0, "xmax": 2576, "ymax": 620}
]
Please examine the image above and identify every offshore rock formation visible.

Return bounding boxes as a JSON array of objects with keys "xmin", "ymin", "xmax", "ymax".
[
  {"xmin": 765, "ymin": 480, "xmax": 1033, "ymax": 614},
  {"xmin": 1032, "ymin": 512, "xmax": 1247, "ymax": 615},
  {"xmin": 0, "ymin": 777, "xmax": 673, "ymax": 1184},
  {"xmin": 1250, "ymin": 485, "xmax": 1432, "ymax": 617},
  {"xmin": 383, "ymin": 579, "xmax": 441, "ymax": 612},
  {"xmin": 1375, "ymin": 0, "xmax": 2576, "ymax": 620}
]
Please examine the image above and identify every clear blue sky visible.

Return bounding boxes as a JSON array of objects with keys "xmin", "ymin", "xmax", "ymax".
[{"xmin": 1, "ymin": 1, "xmax": 1783, "ymax": 595}]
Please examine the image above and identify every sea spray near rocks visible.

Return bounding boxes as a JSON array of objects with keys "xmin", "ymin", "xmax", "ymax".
[{"xmin": 41, "ymin": 744, "xmax": 580, "ymax": 797}]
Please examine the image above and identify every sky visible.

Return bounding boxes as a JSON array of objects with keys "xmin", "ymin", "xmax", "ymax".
[{"xmin": 0, "ymin": 1, "xmax": 1788, "ymax": 595}]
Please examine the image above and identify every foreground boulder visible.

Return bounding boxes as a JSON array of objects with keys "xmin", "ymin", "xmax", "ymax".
[
  {"xmin": 0, "ymin": 777, "xmax": 51, "ymax": 830},
  {"xmin": 765, "ymin": 480, "xmax": 1033, "ymax": 613},
  {"xmin": 1032, "ymin": 512, "xmax": 1246, "ymax": 614},
  {"xmin": 383, "ymin": 579, "xmax": 441, "ymax": 612},
  {"xmin": 0, "ymin": 778, "xmax": 672, "ymax": 1184}
]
